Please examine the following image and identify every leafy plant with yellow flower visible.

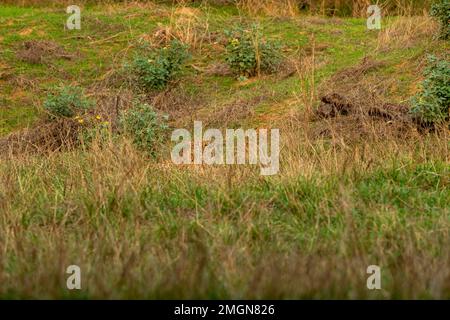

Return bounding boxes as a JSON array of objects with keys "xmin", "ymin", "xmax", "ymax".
[{"xmin": 79, "ymin": 114, "xmax": 112, "ymax": 147}]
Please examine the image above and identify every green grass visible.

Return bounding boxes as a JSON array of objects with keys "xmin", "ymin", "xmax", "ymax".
[
  {"xmin": 1, "ymin": 140, "xmax": 448, "ymax": 298},
  {"xmin": 2, "ymin": 4, "xmax": 445, "ymax": 134},
  {"xmin": 0, "ymin": 2, "xmax": 449, "ymax": 299}
]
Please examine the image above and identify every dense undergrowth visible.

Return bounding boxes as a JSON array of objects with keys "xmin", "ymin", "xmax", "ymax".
[{"xmin": 0, "ymin": 1, "xmax": 449, "ymax": 299}]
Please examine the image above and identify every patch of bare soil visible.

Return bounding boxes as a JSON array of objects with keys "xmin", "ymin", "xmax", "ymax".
[
  {"xmin": 315, "ymin": 94, "xmax": 410, "ymax": 121},
  {"xmin": 16, "ymin": 40, "xmax": 75, "ymax": 64},
  {"xmin": 312, "ymin": 93, "xmax": 414, "ymax": 140},
  {"xmin": 309, "ymin": 57, "xmax": 420, "ymax": 142},
  {"xmin": 315, "ymin": 93, "xmax": 353, "ymax": 118},
  {"xmin": 0, "ymin": 118, "xmax": 82, "ymax": 156}
]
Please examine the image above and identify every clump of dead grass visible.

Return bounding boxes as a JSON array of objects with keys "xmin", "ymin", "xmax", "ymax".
[
  {"xmin": 0, "ymin": 118, "xmax": 83, "ymax": 156},
  {"xmin": 150, "ymin": 84, "xmax": 204, "ymax": 122},
  {"xmin": 237, "ymin": 0, "xmax": 299, "ymax": 17},
  {"xmin": 302, "ymin": 56, "xmax": 425, "ymax": 144},
  {"xmin": 16, "ymin": 40, "xmax": 75, "ymax": 65},
  {"xmin": 377, "ymin": 16, "xmax": 439, "ymax": 52},
  {"xmin": 150, "ymin": 5, "xmax": 211, "ymax": 50}
]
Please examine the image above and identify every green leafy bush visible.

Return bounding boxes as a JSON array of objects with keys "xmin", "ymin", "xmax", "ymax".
[
  {"xmin": 430, "ymin": 0, "xmax": 450, "ymax": 40},
  {"xmin": 131, "ymin": 40, "xmax": 190, "ymax": 91},
  {"xmin": 225, "ymin": 25, "xmax": 282, "ymax": 77},
  {"xmin": 410, "ymin": 55, "xmax": 450, "ymax": 125},
  {"xmin": 120, "ymin": 102, "xmax": 169, "ymax": 155},
  {"xmin": 43, "ymin": 85, "xmax": 92, "ymax": 118}
]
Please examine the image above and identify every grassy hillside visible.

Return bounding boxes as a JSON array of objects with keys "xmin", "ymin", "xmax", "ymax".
[{"xmin": 0, "ymin": 1, "xmax": 449, "ymax": 298}]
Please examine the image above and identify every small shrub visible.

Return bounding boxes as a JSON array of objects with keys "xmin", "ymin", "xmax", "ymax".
[
  {"xmin": 410, "ymin": 55, "xmax": 450, "ymax": 125},
  {"xmin": 120, "ymin": 102, "xmax": 169, "ymax": 156},
  {"xmin": 43, "ymin": 85, "xmax": 92, "ymax": 119},
  {"xmin": 430, "ymin": 0, "xmax": 450, "ymax": 40},
  {"xmin": 224, "ymin": 25, "xmax": 282, "ymax": 77},
  {"xmin": 79, "ymin": 115, "xmax": 111, "ymax": 147},
  {"xmin": 131, "ymin": 40, "xmax": 190, "ymax": 91}
]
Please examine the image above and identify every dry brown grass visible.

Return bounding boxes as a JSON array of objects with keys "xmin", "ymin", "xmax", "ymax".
[
  {"xmin": 16, "ymin": 40, "xmax": 75, "ymax": 65},
  {"xmin": 236, "ymin": 0, "xmax": 434, "ymax": 17},
  {"xmin": 377, "ymin": 16, "xmax": 439, "ymax": 52},
  {"xmin": 294, "ymin": 35, "xmax": 318, "ymax": 114},
  {"xmin": 0, "ymin": 109, "xmax": 449, "ymax": 298},
  {"xmin": 150, "ymin": 4, "xmax": 211, "ymax": 50},
  {"xmin": 0, "ymin": 0, "xmax": 448, "ymax": 299},
  {"xmin": 236, "ymin": 0, "xmax": 299, "ymax": 17},
  {"xmin": 0, "ymin": 49, "xmax": 449, "ymax": 297},
  {"xmin": 1, "ymin": 0, "xmax": 434, "ymax": 17},
  {"xmin": 0, "ymin": 118, "xmax": 83, "ymax": 156},
  {"xmin": 303, "ymin": 56, "xmax": 423, "ymax": 144}
]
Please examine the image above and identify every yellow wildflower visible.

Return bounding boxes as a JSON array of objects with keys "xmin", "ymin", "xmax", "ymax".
[
  {"xmin": 78, "ymin": 119, "xmax": 84, "ymax": 124},
  {"xmin": 96, "ymin": 115, "xmax": 101, "ymax": 120}
]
